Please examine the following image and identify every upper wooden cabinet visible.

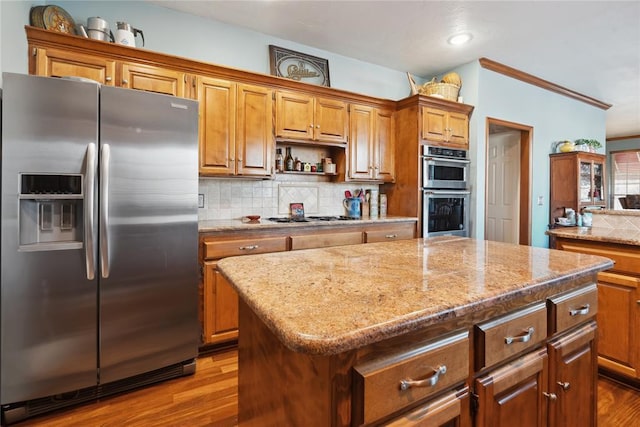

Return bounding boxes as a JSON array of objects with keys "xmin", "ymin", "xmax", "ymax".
[
  {"xmin": 549, "ymin": 152, "xmax": 606, "ymax": 223},
  {"xmin": 275, "ymin": 91, "xmax": 348, "ymax": 144},
  {"xmin": 32, "ymin": 46, "xmax": 116, "ymax": 85},
  {"xmin": 196, "ymin": 76, "xmax": 273, "ymax": 177},
  {"xmin": 119, "ymin": 62, "xmax": 188, "ymax": 97},
  {"xmin": 349, "ymin": 104, "xmax": 395, "ymax": 182},
  {"xmin": 421, "ymin": 107, "xmax": 469, "ymax": 148},
  {"xmin": 32, "ymin": 46, "xmax": 189, "ymax": 98}
]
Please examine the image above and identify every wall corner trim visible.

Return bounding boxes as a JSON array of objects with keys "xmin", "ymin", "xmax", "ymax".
[{"xmin": 479, "ymin": 57, "xmax": 612, "ymax": 111}]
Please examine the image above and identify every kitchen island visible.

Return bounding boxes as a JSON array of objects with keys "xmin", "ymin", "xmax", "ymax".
[{"xmin": 218, "ymin": 237, "xmax": 613, "ymax": 426}]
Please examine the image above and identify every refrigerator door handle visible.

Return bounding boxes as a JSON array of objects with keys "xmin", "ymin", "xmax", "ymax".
[
  {"xmin": 100, "ymin": 143, "xmax": 111, "ymax": 278},
  {"xmin": 84, "ymin": 143, "xmax": 97, "ymax": 280}
]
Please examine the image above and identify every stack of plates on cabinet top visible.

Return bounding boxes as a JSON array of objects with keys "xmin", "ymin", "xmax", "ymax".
[{"xmin": 30, "ymin": 5, "xmax": 77, "ymax": 35}]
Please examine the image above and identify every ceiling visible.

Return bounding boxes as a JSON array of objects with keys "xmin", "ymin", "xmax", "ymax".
[{"xmin": 152, "ymin": 1, "xmax": 639, "ymax": 139}]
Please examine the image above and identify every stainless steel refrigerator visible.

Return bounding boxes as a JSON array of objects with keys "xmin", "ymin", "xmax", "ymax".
[{"xmin": 0, "ymin": 73, "xmax": 199, "ymax": 424}]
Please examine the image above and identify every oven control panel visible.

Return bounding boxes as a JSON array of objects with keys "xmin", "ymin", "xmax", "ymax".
[{"xmin": 423, "ymin": 145, "xmax": 467, "ymax": 159}]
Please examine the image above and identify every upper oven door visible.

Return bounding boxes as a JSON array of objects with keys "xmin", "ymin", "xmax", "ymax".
[{"xmin": 422, "ymin": 156, "xmax": 469, "ymax": 189}]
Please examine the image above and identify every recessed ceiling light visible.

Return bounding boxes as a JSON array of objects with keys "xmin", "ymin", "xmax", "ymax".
[{"xmin": 448, "ymin": 33, "xmax": 473, "ymax": 45}]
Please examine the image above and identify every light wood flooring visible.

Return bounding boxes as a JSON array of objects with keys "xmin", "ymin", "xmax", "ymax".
[{"xmin": 18, "ymin": 348, "xmax": 640, "ymax": 426}]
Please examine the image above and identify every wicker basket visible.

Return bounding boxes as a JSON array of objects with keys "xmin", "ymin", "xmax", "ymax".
[{"xmin": 420, "ymin": 82, "xmax": 460, "ymax": 101}]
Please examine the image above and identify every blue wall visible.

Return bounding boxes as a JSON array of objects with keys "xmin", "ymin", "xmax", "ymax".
[
  {"xmin": 453, "ymin": 62, "xmax": 607, "ymax": 247},
  {"xmin": 1, "ymin": 0, "xmax": 413, "ymax": 100}
]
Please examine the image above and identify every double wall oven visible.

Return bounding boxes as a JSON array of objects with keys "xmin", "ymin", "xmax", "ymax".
[{"xmin": 422, "ymin": 145, "xmax": 470, "ymax": 237}]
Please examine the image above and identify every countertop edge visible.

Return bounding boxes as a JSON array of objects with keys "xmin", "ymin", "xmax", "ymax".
[{"xmin": 222, "ymin": 255, "xmax": 613, "ymax": 356}]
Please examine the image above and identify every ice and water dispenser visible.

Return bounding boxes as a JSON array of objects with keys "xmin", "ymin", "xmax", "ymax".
[{"xmin": 19, "ymin": 173, "xmax": 84, "ymax": 250}]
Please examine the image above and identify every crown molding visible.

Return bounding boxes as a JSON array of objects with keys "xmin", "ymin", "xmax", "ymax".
[{"xmin": 479, "ymin": 58, "xmax": 612, "ymax": 111}]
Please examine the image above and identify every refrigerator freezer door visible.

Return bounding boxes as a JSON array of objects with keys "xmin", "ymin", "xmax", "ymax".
[
  {"xmin": 1, "ymin": 73, "xmax": 99, "ymax": 404},
  {"xmin": 98, "ymin": 86, "xmax": 199, "ymax": 384}
]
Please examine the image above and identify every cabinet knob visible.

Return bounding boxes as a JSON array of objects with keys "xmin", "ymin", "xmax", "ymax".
[
  {"xmin": 309, "ymin": 124, "xmax": 314, "ymax": 128},
  {"xmin": 122, "ymin": 79, "xmax": 129, "ymax": 85},
  {"xmin": 105, "ymin": 76, "xmax": 112, "ymax": 82},
  {"xmin": 557, "ymin": 381, "xmax": 571, "ymax": 391},
  {"xmin": 543, "ymin": 392, "xmax": 558, "ymax": 401},
  {"xmin": 316, "ymin": 125, "xmax": 320, "ymax": 129}
]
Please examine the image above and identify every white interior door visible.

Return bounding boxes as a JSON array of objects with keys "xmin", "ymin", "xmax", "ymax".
[{"xmin": 486, "ymin": 131, "xmax": 520, "ymax": 244}]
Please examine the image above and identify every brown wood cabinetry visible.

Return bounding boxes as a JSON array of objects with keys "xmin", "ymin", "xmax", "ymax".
[
  {"xmin": 349, "ymin": 104, "xmax": 395, "ymax": 182},
  {"xmin": 421, "ymin": 107, "xmax": 469, "ymax": 148},
  {"xmin": 275, "ymin": 91, "xmax": 348, "ymax": 144},
  {"xmin": 549, "ymin": 152, "xmax": 606, "ymax": 224},
  {"xmin": 32, "ymin": 46, "xmax": 116, "ymax": 85},
  {"xmin": 196, "ymin": 76, "xmax": 273, "ymax": 177},
  {"xmin": 32, "ymin": 45, "xmax": 188, "ymax": 97},
  {"xmin": 383, "ymin": 95, "xmax": 473, "ymax": 235},
  {"xmin": 554, "ymin": 237, "xmax": 640, "ymax": 382},
  {"xmin": 474, "ymin": 347, "xmax": 549, "ymax": 427}
]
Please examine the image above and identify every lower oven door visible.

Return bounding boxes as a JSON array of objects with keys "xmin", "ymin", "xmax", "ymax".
[{"xmin": 423, "ymin": 189, "xmax": 470, "ymax": 237}]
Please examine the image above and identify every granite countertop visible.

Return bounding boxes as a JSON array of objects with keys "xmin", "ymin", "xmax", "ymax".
[
  {"xmin": 546, "ymin": 226, "xmax": 640, "ymax": 246},
  {"xmin": 217, "ymin": 237, "xmax": 612, "ymax": 356},
  {"xmin": 198, "ymin": 215, "xmax": 418, "ymax": 233}
]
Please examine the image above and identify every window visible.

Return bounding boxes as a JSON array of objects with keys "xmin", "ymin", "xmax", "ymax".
[{"xmin": 611, "ymin": 150, "xmax": 640, "ymax": 209}]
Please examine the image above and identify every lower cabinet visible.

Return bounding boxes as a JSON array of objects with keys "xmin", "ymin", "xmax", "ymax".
[
  {"xmin": 474, "ymin": 348, "xmax": 549, "ymax": 427},
  {"xmin": 546, "ymin": 321, "xmax": 597, "ymax": 427},
  {"xmin": 203, "ymin": 261, "xmax": 239, "ymax": 345},
  {"xmin": 554, "ymin": 237, "xmax": 640, "ymax": 381}
]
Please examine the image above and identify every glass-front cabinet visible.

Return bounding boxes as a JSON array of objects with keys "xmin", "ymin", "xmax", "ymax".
[
  {"xmin": 579, "ymin": 158, "xmax": 605, "ymax": 204},
  {"xmin": 549, "ymin": 152, "xmax": 606, "ymax": 225}
]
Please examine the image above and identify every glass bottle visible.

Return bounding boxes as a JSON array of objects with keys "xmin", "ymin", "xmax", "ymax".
[
  {"xmin": 285, "ymin": 147, "xmax": 294, "ymax": 171},
  {"xmin": 275, "ymin": 148, "xmax": 284, "ymax": 173},
  {"xmin": 294, "ymin": 157, "xmax": 302, "ymax": 171}
]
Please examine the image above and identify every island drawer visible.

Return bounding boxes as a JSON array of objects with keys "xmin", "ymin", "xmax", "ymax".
[
  {"xmin": 382, "ymin": 386, "xmax": 470, "ymax": 427},
  {"xmin": 474, "ymin": 302, "xmax": 547, "ymax": 371},
  {"xmin": 289, "ymin": 231, "xmax": 362, "ymax": 250},
  {"xmin": 547, "ymin": 283, "xmax": 598, "ymax": 335},
  {"xmin": 352, "ymin": 331, "xmax": 469, "ymax": 426},
  {"xmin": 203, "ymin": 237, "xmax": 287, "ymax": 260}
]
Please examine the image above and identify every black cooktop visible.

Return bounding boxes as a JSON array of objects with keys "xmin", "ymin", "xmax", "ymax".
[{"xmin": 267, "ymin": 216, "xmax": 356, "ymax": 223}]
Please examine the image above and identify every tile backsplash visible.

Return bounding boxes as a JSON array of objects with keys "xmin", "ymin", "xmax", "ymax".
[{"xmin": 198, "ymin": 176, "xmax": 380, "ymax": 221}]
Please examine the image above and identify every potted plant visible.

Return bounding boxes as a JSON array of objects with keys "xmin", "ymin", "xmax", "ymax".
[{"xmin": 574, "ymin": 138, "xmax": 602, "ymax": 152}]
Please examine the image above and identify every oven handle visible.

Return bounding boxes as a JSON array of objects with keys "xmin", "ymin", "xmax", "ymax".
[
  {"xmin": 423, "ymin": 189, "xmax": 471, "ymax": 195},
  {"xmin": 423, "ymin": 156, "xmax": 470, "ymax": 165}
]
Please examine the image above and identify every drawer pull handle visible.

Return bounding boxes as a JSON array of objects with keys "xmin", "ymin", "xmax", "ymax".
[
  {"xmin": 543, "ymin": 392, "xmax": 558, "ymax": 401},
  {"xmin": 399, "ymin": 365, "xmax": 447, "ymax": 391},
  {"xmin": 505, "ymin": 327, "xmax": 535, "ymax": 345},
  {"xmin": 385, "ymin": 234, "xmax": 398, "ymax": 239},
  {"xmin": 557, "ymin": 381, "xmax": 571, "ymax": 391},
  {"xmin": 569, "ymin": 304, "xmax": 590, "ymax": 316},
  {"xmin": 239, "ymin": 245, "xmax": 259, "ymax": 250}
]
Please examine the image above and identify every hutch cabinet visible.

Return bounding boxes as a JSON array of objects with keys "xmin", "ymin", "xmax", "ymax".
[{"xmin": 549, "ymin": 152, "xmax": 606, "ymax": 224}]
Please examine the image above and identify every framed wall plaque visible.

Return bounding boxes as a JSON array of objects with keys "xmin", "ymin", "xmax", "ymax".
[{"xmin": 269, "ymin": 45, "xmax": 330, "ymax": 87}]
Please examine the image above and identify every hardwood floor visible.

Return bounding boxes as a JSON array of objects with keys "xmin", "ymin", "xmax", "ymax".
[{"xmin": 17, "ymin": 348, "xmax": 640, "ymax": 426}]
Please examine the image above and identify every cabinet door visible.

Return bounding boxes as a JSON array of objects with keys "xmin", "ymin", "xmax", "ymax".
[
  {"xmin": 314, "ymin": 97, "xmax": 348, "ymax": 143},
  {"xmin": 547, "ymin": 321, "xmax": 597, "ymax": 427},
  {"xmin": 349, "ymin": 104, "xmax": 374, "ymax": 179},
  {"xmin": 275, "ymin": 91, "xmax": 314, "ymax": 140},
  {"xmin": 596, "ymin": 271, "xmax": 639, "ymax": 378},
  {"xmin": 196, "ymin": 76, "xmax": 236, "ymax": 175},
  {"xmin": 120, "ymin": 62, "xmax": 187, "ymax": 97},
  {"xmin": 447, "ymin": 112, "xmax": 469, "ymax": 148},
  {"xmin": 374, "ymin": 108, "xmax": 395, "ymax": 182},
  {"xmin": 203, "ymin": 262, "xmax": 239, "ymax": 345},
  {"xmin": 33, "ymin": 47, "xmax": 116, "ymax": 85},
  {"xmin": 236, "ymin": 84, "xmax": 274, "ymax": 177},
  {"xmin": 474, "ymin": 348, "xmax": 548, "ymax": 427},
  {"xmin": 421, "ymin": 107, "xmax": 447, "ymax": 142}
]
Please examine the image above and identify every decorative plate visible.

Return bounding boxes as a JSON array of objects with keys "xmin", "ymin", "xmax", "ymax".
[
  {"xmin": 43, "ymin": 5, "xmax": 76, "ymax": 35},
  {"xmin": 29, "ymin": 6, "xmax": 47, "ymax": 29}
]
